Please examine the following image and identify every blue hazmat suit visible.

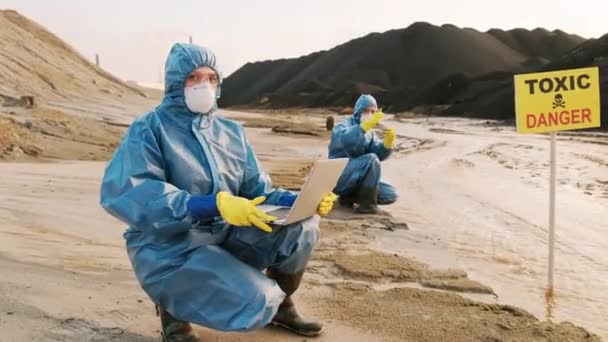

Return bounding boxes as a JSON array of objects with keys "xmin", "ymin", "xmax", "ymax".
[
  {"xmin": 100, "ymin": 43, "xmax": 320, "ymax": 332},
  {"xmin": 328, "ymin": 94, "xmax": 399, "ymax": 204}
]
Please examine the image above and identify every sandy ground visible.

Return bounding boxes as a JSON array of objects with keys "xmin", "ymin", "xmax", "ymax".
[
  {"xmin": 380, "ymin": 116, "xmax": 608, "ymax": 338},
  {"xmin": 0, "ymin": 109, "xmax": 125, "ymax": 162},
  {"xmin": 0, "ymin": 108, "xmax": 604, "ymax": 341}
]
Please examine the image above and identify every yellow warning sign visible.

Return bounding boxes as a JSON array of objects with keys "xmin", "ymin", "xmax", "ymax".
[{"xmin": 514, "ymin": 67, "xmax": 601, "ymax": 133}]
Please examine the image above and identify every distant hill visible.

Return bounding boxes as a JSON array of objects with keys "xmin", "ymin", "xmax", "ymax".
[
  {"xmin": 0, "ymin": 10, "xmax": 157, "ymax": 123},
  {"xmin": 406, "ymin": 34, "xmax": 608, "ymax": 128},
  {"xmin": 219, "ymin": 22, "xmax": 585, "ymax": 108}
]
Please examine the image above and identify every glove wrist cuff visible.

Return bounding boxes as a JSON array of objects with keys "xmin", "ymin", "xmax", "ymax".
[{"xmin": 187, "ymin": 194, "xmax": 221, "ymax": 220}]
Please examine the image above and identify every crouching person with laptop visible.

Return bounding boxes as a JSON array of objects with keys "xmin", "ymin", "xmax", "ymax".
[{"xmin": 100, "ymin": 43, "xmax": 336, "ymax": 341}]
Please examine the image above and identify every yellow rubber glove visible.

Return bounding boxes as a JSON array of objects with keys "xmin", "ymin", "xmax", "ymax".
[
  {"xmin": 317, "ymin": 193, "xmax": 337, "ymax": 217},
  {"xmin": 384, "ymin": 128, "xmax": 396, "ymax": 149},
  {"xmin": 360, "ymin": 111, "xmax": 384, "ymax": 132},
  {"xmin": 216, "ymin": 192, "xmax": 277, "ymax": 233}
]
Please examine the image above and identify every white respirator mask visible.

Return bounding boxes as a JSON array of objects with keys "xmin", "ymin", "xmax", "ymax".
[{"xmin": 184, "ymin": 82, "xmax": 216, "ymax": 114}]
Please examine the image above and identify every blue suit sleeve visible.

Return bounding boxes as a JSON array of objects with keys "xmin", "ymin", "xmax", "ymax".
[
  {"xmin": 100, "ymin": 120, "xmax": 194, "ymax": 236},
  {"xmin": 334, "ymin": 124, "xmax": 369, "ymax": 158},
  {"xmin": 370, "ymin": 135, "xmax": 392, "ymax": 161},
  {"xmin": 238, "ymin": 135, "xmax": 294, "ymax": 205},
  {"xmin": 277, "ymin": 193, "xmax": 297, "ymax": 207}
]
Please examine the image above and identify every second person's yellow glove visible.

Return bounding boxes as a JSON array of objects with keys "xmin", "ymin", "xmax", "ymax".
[
  {"xmin": 216, "ymin": 192, "xmax": 277, "ymax": 232},
  {"xmin": 360, "ymin": 111, "xmax": 384, "ymax": 132},
  {"xmin": 317, "ymin": 193, "xmax": 337, "ymax": 216},
  {"xmin": 384, "ymin": 128, "xmax": 396, "ymax": 149}
]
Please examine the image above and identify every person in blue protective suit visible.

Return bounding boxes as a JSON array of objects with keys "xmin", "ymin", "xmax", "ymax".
[
  {"xmin": 328, "ymin": 94, "xmax": 399, "ymax": 214},
  {"xmin": 100, "ymin": 43, "xmax": 336, "ymax": 341}
]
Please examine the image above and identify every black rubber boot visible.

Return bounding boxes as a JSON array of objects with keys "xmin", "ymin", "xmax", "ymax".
[
  {"xmin": 267, "ymin": 268, "xmax": 324, "ymax": 337},
  {"xmin": 377, "ymin": 197, "xmax": 396, "ymax": 205},
  {"xmin": 156, "ymin": 304, "xmax": 199, "ymax": 342},
  {"xmin": 338, "ymin": 195, "xmax": 356, "ymax": 208},
  {"xmin": 354, "ymin": 186, "xmax": 385, "ymax": 215}
]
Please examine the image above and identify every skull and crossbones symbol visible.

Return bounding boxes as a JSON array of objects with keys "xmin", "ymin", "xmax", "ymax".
[{"xmin": 552, "ymin": 94, "xmax": 566, "ymax": 109}]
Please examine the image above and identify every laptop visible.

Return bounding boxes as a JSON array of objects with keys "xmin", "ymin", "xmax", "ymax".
[{"xmin": 258, "ymin": 158, "xmax": 348, "ymax": 225}]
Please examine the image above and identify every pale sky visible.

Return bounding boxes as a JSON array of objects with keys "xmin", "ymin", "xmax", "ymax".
[{"xmin": 2, "ymin": 0, "xmax": 605, "ymax": 85}]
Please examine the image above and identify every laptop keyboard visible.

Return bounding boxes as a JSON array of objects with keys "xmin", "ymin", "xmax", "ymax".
[{"xmin": 266, "ymin": 207, "xmax": 291, "ymax": 220}]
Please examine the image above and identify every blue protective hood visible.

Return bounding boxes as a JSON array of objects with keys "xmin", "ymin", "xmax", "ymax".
[
  {"xmin": 161, "ymin": 43, "xmax": 223, "ymax": 114},
  {"xmin": 352, "ymin": 94, "xmax": 378, "ymax": 123}
]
